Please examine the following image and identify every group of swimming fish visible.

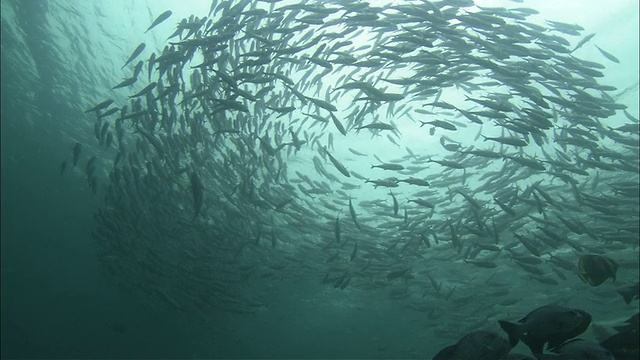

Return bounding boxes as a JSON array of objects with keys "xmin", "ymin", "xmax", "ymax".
[
  {"xmin": 62, "ymin": 0, "xmax": 638, "ymax": 354},
  {"xmin": 434, "ymin": 304, "xmax": 638, "ymax": 359}
]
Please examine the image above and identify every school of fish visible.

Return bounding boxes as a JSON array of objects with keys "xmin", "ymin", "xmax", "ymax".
[{"xmin": 61, "ymin": 0, "xmax": 638, "ymax": 358}]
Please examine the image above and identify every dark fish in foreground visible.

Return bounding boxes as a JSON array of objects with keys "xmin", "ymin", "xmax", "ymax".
[
  {"xmin": 433, "ymin": 331, "xmax": 511, "ymax": 360},
  {"xmin": 498, "ymin": 305, "xmax": 591, "ymax": 354},
  {"xmin": 537, "ymin": 339, "xmax": 614, "ymax": 360},
  {"xmin": 599, "ymin": 313, "xmax": 639, "ymax": 360},
  {"xmin": 577, "ymin": 254, "xmax": 618, "ymax": 286},
  {"xmin": 616, "ymin": 282, "xmax": 639, "ymax": 304},
  {"xmin": 612, "ymin": 313, "xmax": 638, "ymax": 334},
  {"xmin": 190, "ymin": 171, "xmax": 204, "ymax": 221},
  {"xmin": 601, "ymin": 332, "xmax": 639, "ymax": 360},
  {"xmin": 145, "ymin": 10, "xmax": 172, "ymax": 33}
]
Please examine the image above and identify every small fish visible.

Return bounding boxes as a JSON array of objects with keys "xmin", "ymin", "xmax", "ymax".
[
  {"xmin": 145, "ymin": 10, "xmax": 172, "ymax": 33},
  {"xmin": 356, "ymin": 122, "xmax": 395, "ymax": 131},
  {"xmin": 570, "ymin": 32, "xmax": 596, "ymax": 53},
  {"xmin": 348, "ymin": 148, "xmax": 367, "ymax": 156},
  {"xmin": 330, "ymin": 113, "xmax": 347, "ymax": 136},
  {"xmin": 371, "ymin": 163, "xmax": 404, "ymax": 171},
  {"xmin": 129, "ymin": 82, "xmax": 157, "ymax": 99},
  {"xmin": 348, "ymin": 198, "xmax": 361, "ymax": 230},
  {"xmin": 389, "ymin": 191, "xmax": 399, "ymax": 216},
  {"xmin": 398, "ymin": 177, "xmax": 430, "ymax": 187},
  {"xmin": 350, "ymin": 242, "xmax": 358, "ymax": 261},
  {"xmin": 420, "ymin": 120, "xmax": 457, "ymax": 131},
  {"xmin": 132, "ymin": 61, "xmax": 144, "ymax": 79},
  {"xmin": 334, "ymin": 215, "xmax": 341, "ymax": 243},
  {"xmin": 147, "ymin": 52, "xmax": 156, "ymax": 81},
  {"xmin": 273, "ymin": 198, "xmax": 293, "ymax": 211},
  {"xmin": 122, "ymin": 43, "xmax": 146, "ymax": 69},
  {"xmin": 365, "ymin": 178, "xmax": 399, "ymax": 188},
  {"xmin": 112, "ymin": 76, "xmax": 137, "ymax": 90},
  {"xmin": 190, "ymin": 171, "xmax": 204, "ymax": 221},
  {"xmin": 322, "ymin": 147, "xmax": 350, "ymax": 177},
  {"xmin": 594, "ymin": 44, "xmax": 620, "ymax": 63},
  {"xmin": 84, "ymin": 99, "xmax": 114, "ymax": 113},
  {"xmin": 421, "ymin": 233, "xmax": 431, "ymax": 248},
  {"xmin": 408, "ymin": 198, "xmax": 435, "ymax": 208},
  {"xmin": 386, "ymin": 268, "xmax": 410, "ymax": 280},
  {"xmin": 577, "ymin": 254, "xmax": 618, "ymax": 286},
  {"xmin": 481, "ymin": 135, "xmax": 528, "ymax": 147},
  {"xmin": 463, "ymin": 259, "xmax": 497, "ymax": 268},
  {"xmin": 99, "ymin": 107, "xmax": 120, "ymax": 118}
]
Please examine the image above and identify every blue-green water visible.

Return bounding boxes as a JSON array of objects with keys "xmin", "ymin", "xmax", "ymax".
[{"xmin": 2, "ymin": 0, "xmax": 638, "ymax": 358}]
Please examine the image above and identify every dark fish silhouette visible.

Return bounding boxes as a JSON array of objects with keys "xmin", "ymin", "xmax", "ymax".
[
  {"xmin": 599, "ymin": 313, "xmax": 639, "ymax": 360},
  {"xmin": 577, "ymin": 254, "xmax": 619, "ymax": 286},
  {"xmin": 122, "ymin": 43, "xmax": 146, "ymax": 69},
  {"xmin": 84, "ymin": 99, "xmax": 113, "ymax": 113},
  {"xmin": 145, "ymin": 10, "xmax": 172, "ymax": 33},
  {"xmin": 539, "ymin": 339, "xmax": 614, "ymax": 360},
  {"xmin": 616, "ymin": 282, "xmax": 639, "ymax": 304},
  {"xmin": 499, "ymin": 305, "xmax": 591, "ymax": 354}
]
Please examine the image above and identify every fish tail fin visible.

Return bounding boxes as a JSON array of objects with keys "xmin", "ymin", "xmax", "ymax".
[
  {"xmin": 481, "ymin": 134, "xmax": 488, "ymax": 141},
  {"xmin": 498, "ymin": 320, "xmax": 523, "ymax": 348},
  {"xmin": 370, "ymin": 164, "xmax": 375, "ymax": 169}
]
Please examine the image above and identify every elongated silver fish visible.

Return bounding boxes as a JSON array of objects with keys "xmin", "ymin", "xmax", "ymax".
[{"xmin": 146, "ymin": 10, "xmax": 173, "ymax": 33}]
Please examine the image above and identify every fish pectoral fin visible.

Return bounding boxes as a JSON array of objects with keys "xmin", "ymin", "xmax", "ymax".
[
  {"xmin": 522, "ymin": 336, "xmax": 546, "ymax": 355},
  {"xmin": 577, "ymin": 271, "xmax": 594, "ymax": 286},
  {"xmin": 498, "ymin": 320, "xmax": 522, "ymax": 348},
  {"xmin": 546, "ymin": 337, "xmax": 568, "ymax": 351}
]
